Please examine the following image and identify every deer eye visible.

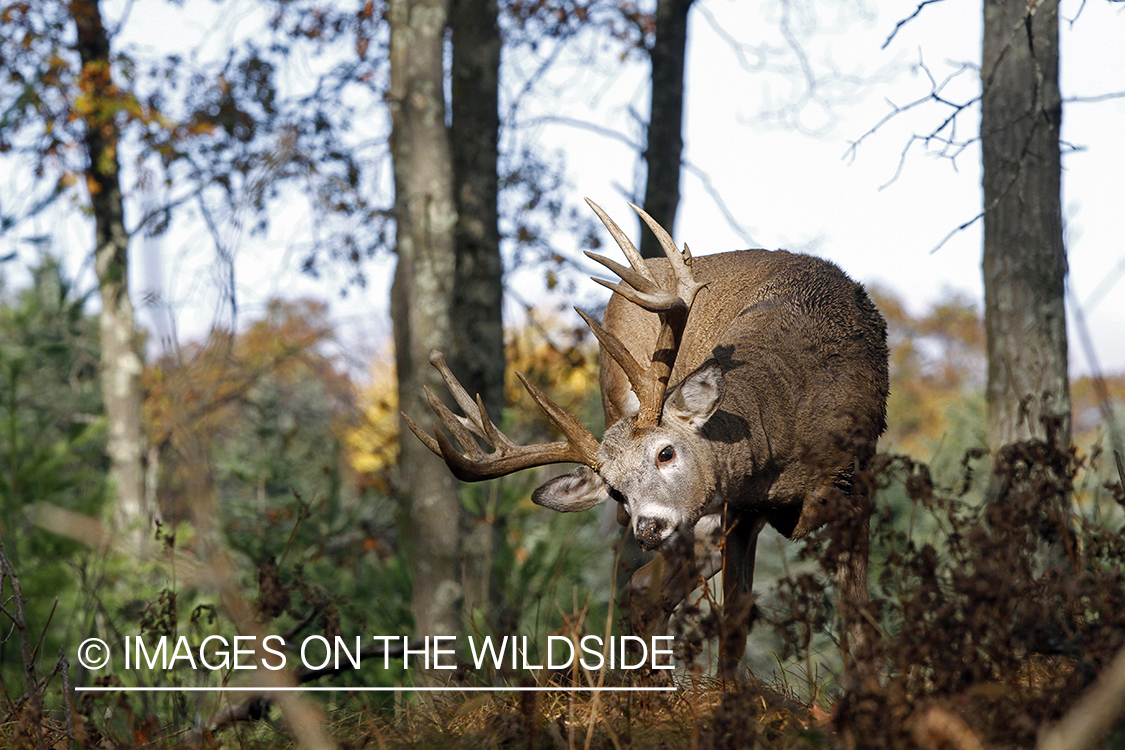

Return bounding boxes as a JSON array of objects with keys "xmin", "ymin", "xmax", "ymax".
[{"xmin": 656, "ymin": 445, "xmax": 675, "ymax": 465}]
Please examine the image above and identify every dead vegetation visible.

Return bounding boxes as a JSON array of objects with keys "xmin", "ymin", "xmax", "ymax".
[{"xmin": 5, "ymin": 433, "xmax": 1125, "ymax": 749}]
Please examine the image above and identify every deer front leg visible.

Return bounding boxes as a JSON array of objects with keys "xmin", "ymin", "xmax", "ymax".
[
  {"xmin": 718, "ymin": 513, "xmax": 767, "ymax": 678},
  {"xmin": 620, "ymin": 512, "xmax": 766, "ymax": 678},
  {"xmin": 621, "ymin": 514, "xmax": 723, "ymax": 641},
  {"xmin": 834, "ymin": 505, "xmax": 875, "ymax": 678}
]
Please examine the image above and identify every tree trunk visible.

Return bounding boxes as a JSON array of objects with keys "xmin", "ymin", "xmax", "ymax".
[
  {"xmin": 980, "ymin": 0, "xmax": 1070, "ymax": 455},
  {"xmin": 615, "ymin": 0, "xmax": 696, "ymax": 625},
  {"xmin": 450, "ymin": 0, "xmax": 505, "ymax": 625},
  {"xmin": 639, "ymin": 0, "xmax": 694, "ymax": 260},
  {"xmin": 388, "ymin": 0, "xmax": 464, "ymax": 644},
  {"xmin": 72, "ymin": 0, "xmax": 150, "ymax": 547}
]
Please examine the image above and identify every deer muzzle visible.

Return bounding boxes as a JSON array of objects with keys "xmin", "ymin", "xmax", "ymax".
[{"xmin": 634, "ymin": 516, "xmax": 668, "ymax": 551}]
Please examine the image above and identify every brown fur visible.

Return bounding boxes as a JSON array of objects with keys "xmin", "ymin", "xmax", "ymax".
[
  {"xmin": 598, "ymin": 250, "xmax": 889, "ymax": 670},
  {"xmin": 408, "ymin": 236, "xmax": 890, "ymax": 674}
]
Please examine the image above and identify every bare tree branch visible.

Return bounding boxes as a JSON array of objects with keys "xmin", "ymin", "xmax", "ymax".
[
  {"xmin": 882, "ymin": 0, "xmax": 947, "ymax": 50},
  {"xmin": 844, "ymin": 55, "xmax": 979, "ymax": 177},
  {"xmin": 928, "ymin": 210, "xmax": 983, "ymax": 255},
  {"xmin": 681, "ymin": 160, "xmax": 760, "ymax": 247},
  {"xmin": 697, "ymin": 0, "xmax": 889, "ymax": 137},
  {"xmin": 0, "ymin": 541, "xmax": 47, "ymax": 750},
  {"xmin": 1064, "ymin": 91, "xmax": 1125, "ymax": 104},
  {"xmin": 521, "ymin": 116, "xmax": 643, "ymax": 151}
]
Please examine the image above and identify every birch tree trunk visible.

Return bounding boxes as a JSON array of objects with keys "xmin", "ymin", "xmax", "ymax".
[
  {"xmin": 72, "ymin": 0, "xmax": 150, "ymax": 547},
  {"xmin": 388, "ymin": 0, "xmax": 464, "ymax": 644},
  {"xmin": 980, "ymin": 0, "xmax": 1070, "ymax": 455}
]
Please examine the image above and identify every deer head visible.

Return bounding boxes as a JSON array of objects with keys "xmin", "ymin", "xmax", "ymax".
[{"xmin": 402, "ymin": 200, "xmax": 714, "ymax": 550}]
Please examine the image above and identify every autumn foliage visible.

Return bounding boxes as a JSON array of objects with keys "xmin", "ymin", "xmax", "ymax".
[
  {"xmin": 143, "ymin": 298, "xmax": 357, "ymax": 523},
  {"xmin": 5, "ymin": 279, "xmax": 1125, "ymax": 749}
]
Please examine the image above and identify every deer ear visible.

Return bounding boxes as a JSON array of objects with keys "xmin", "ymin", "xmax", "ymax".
[
  {"xmin": 666, "ymin": 361, "xmax": 723, "ymax": 430},
  {"xmin": 532, "ymin": 466, "xmax": 609, "ymax": 512}
]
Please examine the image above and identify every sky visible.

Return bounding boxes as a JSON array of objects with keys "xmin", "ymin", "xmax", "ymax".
[
  {"xmin": 4, "ymin": 0, "xmax": 1124, "ymax": 378},
  {"xmin": 518, "ymin": 0, "xmax": 1125, "ymax": 375}
]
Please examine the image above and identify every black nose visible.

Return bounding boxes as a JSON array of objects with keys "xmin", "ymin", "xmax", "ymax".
[{"xmin": 634, "ymin": 517, "xmax": 666, "ymax": 550}]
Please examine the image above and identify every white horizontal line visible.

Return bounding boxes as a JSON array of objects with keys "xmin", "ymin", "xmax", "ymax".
[{"xmin": 74, "ymin": 686, "xmax": 676, "ymax": 693}]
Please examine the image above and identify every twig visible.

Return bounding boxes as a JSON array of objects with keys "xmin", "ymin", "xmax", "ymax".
[
  {"xmin": 583, "ymin": 543, "xmax": 622, "ymax": 750},
  {"xmin": 1067, "ymin": 282, "xmax": 1125, "ymax": 466},
  {"xmin": 883, "ymin": 0, "xmax": 947, "ymax": 50},
  {"xmin": 913, "ymin": 704, "xmax": 986, "ymax": 750},
  {"xmin": 1037, "ymin": 642, "xmax": 1125, "ymax": 750},
  {"xmin": 520, "ymin": 116, "xmax": 642, "ymax": 151},
  {"xmin": 0, "ymin": 541, "xmax": 46, "ymax": 750},
  {"xmin": 203, "ymin": 638, "xmax": 423, "ymax": 735},
  {"xmin": 928, "ymin": 210, "xmax": 983, "ymax": 255},
  {"xmin": 30, "ymin": 598, "xmax": 57, "ymax": 664},
  {"xmin": 681, "ymin": 161, "xmax": 759, "ymax": 247},
  {"xmin": 61, "ymin": 650, "xmax": 79, "ymax": 746},
  {"xmin": 844, "ymin": 56, "xmax": 978, "ymax": 173},
  {"xmin": 282, "ymin": 606, "xmax": 321, "ymax": 642},
  {"xmin": 1064, "ymin": 91, "xmax": 1125, "ymax": 104}
]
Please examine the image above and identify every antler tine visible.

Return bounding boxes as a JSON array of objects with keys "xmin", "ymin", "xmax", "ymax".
[
  {"xmin": 584, "ymin": 200, "xmax": 698, "ymax": 314},
  {"xmin": 429, "ymin": 350, "xmax": 487, "ymax": 437},
  {"xmin": 589, "ymin": 275, "xmax": 686, "ymax": 315},
  {"xmin": 629, "ymin": 202, "xmax": 680, "ymax": 260},
  {"xmin": 401, "ymin": 381, "xmax": 488, "ymax": 468},
  {"xmin": 585, "ymin": 251, "xmax": 688, "ymax": 315},
  {"xmin": 583, "ymin": 201, "xmax": 709, "ymax": 427},
  {"xmin": 630, "ymin": 203, "xmax": 706, "ymax": 308},
  {"xmin": 423, "ymin": 385, "xmax": 489, "ymax": 457},
  {"xmin": 474, "ymin": 393, "xmax": 510, "ymax": 452},
  {"xmin": 584, "ymin": 250, "xmax": 660, "ymax": 297},
  {"xmin": 514, "ymin": 372, "xmax": 601, "ymax": 461},
  {"xmin": 402, "ymin": 411, "xmax": 442, "ymax": 455},
  {"xmin": 575, "ymin": 308, "xmax": 651, "ymax": 401},
  {"xmin": 584, "ymin": 198, "xmax": 655, "ymax": 284},
  {"xmin": 403, "ymin": 349, "xmax": 601, "ymax": 482}
]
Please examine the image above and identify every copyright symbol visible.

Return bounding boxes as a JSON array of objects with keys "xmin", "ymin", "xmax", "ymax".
[{"xmin": 78, "ymin": 638, "xmax": 110, "ymax": 670}]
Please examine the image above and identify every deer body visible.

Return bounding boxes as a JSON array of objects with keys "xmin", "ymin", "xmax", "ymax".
[
  {"xmin": 594, "ymin": 250, "xmax": 889, "ymax": 544},
  {"xmin": 405, "ymin": 203, "xmax": 889, "ymax": 671}
]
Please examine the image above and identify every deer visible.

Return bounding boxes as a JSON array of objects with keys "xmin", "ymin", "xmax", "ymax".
[{"xmin": 403, "ymin": 200, "xmax": 889, "ymax": 673}]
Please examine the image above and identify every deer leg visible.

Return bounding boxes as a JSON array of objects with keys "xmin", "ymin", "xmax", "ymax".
[
  {"xmin": 719, "ymin": 513, "xmax": 767, "ymax": 678},
  {"xmin": 835, "ymin": 509, "xmax": 874, "ymax": 674},
  {"xmin": 621, "ymin": 515, "xmax": 723, "ymax": 641}
]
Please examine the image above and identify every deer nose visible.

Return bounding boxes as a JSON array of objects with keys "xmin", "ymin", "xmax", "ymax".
[{"xmin": 634, "ymin": 517, "xmax": 667, "ymax": 551}]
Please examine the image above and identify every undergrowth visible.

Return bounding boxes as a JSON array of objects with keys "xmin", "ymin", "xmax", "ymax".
[{"xmin": 4, "ymin": 432, "xmax": 1125, "ymax": 749}]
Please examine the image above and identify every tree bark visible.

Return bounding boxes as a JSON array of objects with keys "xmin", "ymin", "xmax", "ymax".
[
  {"xmin": 980, "ymin": 0, "xmax": 1070, "ymax": 454},
  {"xmin": 450, "ymin": 0, "xmax": 503, "ymax": 414},
  {"xmin": 388, "ymin": 0, "xmax": 464, "ymax": 644},
  {"xmin": 72, "ymin": 0, "xmax": 150, "ymax": 546},
  {"xmin": 450, "ymin": 0, "xmax": 505, "ymax": 624},
  {"xmin": 614, "ymin": 0, "xmax": 696, "ymax": 623},
  {"xmin": 639, "ymin": 0, "xmax": 694, "ymax": 260}
]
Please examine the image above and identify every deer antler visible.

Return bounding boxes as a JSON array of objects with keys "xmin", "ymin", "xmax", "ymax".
[
  {"xmin": 402, "ymin": 350, "xmax": 601, "ymax": 482},
  {"xmin": 404, "ymin": 201, "xmax": 703, "ymax": 480},
  {"xmin": 582, "ymin": 199, "xmax": 706, "ymax": 427}
]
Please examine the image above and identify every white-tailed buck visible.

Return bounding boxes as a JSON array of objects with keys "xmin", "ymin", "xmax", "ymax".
[{"xmin": 404, "ymin": 200, "xmax": 889, "ymax": 671}]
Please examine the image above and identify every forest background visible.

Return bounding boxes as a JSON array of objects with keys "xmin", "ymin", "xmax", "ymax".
[{"xmin": 2, "ymin": 0, "xmax": 1125, "ymax": 748}]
